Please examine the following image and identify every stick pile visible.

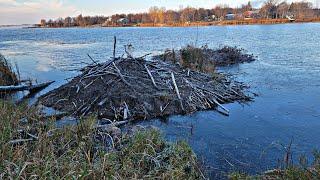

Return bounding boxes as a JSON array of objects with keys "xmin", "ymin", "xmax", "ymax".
[{"xmin": 39, "ymin": 55, "xmax": 251, "ymax": 121}]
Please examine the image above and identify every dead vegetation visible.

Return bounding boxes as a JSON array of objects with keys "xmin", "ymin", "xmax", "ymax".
[
  {"xmin": 0, "ymin": 53, "xmax": 18, "ymax": 86},
  {"xmin": 230, "ymin": 140, "xmax": 320, "ymax": 179},
  {"xmin": 153, "ymin": 45, "xmax": 256, "ymax": 72},
  {"xmin": 38, "ymin": 50, "xmax": 251, "ymax": 121},
  {"xmin": 230, "ymin": 151, "xmax": 320, "ymax": 180},
  {"xmin": 0, "ymin": 54, "xmax": 54, "ymax": 96},
  {"xmin": 0, "ymin": 100, "xmax": 204, "ymax": 179}
]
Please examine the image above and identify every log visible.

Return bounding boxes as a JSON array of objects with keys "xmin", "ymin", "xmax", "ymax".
[
  {"xmin": 113, "ymin": 36, "xmax": 117, "ymax": 59},
  {"xmin": 171, "ymin": 72, "xmax": 185, "ymax": 112},
  {"xmin": 212, "ymin": 98, "xmax": 230, "ymax": 116},
  {"xmin": 123, "ymin": 102, "xmax": 130, "ymax": 120},
  {"xmin": 0, "ymin": 81, "xmax": 55, "ymax": 92},
  {"xmin": 144, "ymin": 64, "xmax": 159, "ymax": 89},
  {"xmin": 95, "ymin": 120, "xmax": 129, "ymax": 129},
  {"xmin": 9, "ymin": 138, "xmax": 33, "ymax": 145},
  {"xmin": 87, "ymin": 54, "xmax": 98, "ymax": 64}
]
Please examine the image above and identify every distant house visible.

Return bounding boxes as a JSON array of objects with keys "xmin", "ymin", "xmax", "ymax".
[
  {"xmin": 102, "ymin": 17, "xmax": 112, "ymax": 26},
  {"xmin": 204, "ymin": 15, "xmax": 216, "ymax": 22},
  {"xmin": 243, "ymin": 10, "xmax": 260, "ymax": 19},
  {"xmin": 211, "ymin": 15, "xmax": 217, "ymax": 21},
  {"xmin": 117, "ymin": 18, "xmax": 129, "ymax": 25},
  {"xmin": 105, "ymin": 17, "xmax": 112, "ymax": 23},
  {"xmin": 225, "ymin": 14, "xmax": 235, "ymax": 20},
  {"xmin": 286, "ymin": 15, "xmax": 295, "ymax": 22},
  {"xmin": 40, "ymin": 19, "xmax": 47, "ymax": 27},
  {"xmin": 47, "ymin": 20, "xmax": 54, "ymax": 27}
]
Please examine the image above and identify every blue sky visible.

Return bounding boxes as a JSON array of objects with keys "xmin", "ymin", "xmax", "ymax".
[{"xmin": 0, "ymin": 0, "xmax": 318, "ymax": 25}]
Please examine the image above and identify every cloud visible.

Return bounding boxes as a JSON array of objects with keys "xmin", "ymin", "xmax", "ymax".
[{"xmin": 0, "ymin": 0, "xmax": 78, "ymax": 25}]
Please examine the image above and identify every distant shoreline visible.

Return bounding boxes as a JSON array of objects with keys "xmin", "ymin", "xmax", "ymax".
[
  {"xmin": 0, "ymin": 24, "xmax": 33, "ymax": 28},
  {"xmin": 135, "ymin": 18, "xmax": 320, "ymax": 27},
  {"xmin": 32, "ymin": 18, "xmax": 320, "ymax": 29},
  {"xmin": 2, "ymin": 18, "xmax": 319, "ymax": 29}
]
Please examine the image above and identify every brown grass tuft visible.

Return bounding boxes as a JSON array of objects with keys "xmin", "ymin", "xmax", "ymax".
[{"xmin": 0, "ymin": 54, "xmax": 18, "ymax": 86}]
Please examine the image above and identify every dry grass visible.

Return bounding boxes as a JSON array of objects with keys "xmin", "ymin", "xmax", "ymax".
[
  {"xmin": 229, "ymin": 151, "xmax": 320, "ymax": 180},
  {"xmin": 153, "ymin": 45, "xmax": 255, "ymax": 74},
  {"xmin": 180, "ymin": 45, "xmax": 216, "ymax": 73},
  {"xmin": 0, "ymin": 54, "xmax": 18, "ymax": 86},
  {"xmin": 154, "ymin": 45, "xmax": 216, "ymax": 74},
  {"xmin": 0, "ymin": 100, "xmax": 204, "ymax": 179}
]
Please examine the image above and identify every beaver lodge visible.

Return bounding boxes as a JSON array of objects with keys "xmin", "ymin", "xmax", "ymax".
[{"xmin": 38, "ymin": 45, "xmax": 255, "ymax": 121}]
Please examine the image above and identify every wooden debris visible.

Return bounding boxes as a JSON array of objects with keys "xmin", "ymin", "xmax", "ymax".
[
  {"xmin": 38, "ymin": 54, "xmax": 252, "ymax": 121},
  {"xmin": 171, "ymin": 72, "xmax": 185, "ymax": 112},
  {"xmin": 113, "ymin": 36, "xmax": 117, "ymax": 59},
  {"xmin": 95, "ymin": 120, "xmax": 129, "ymax": 129},
  {"xmin": 0, "ymin": 81, "xmax": 55, "ymax": 92},
  {"xmin": 9, "ymin": 138, "xmax": 34, "ymax": 145},
  {"xmin": 112, "ymin": 62, "xmax": 132, "ymax": 87},
  {"xmin": 144, "ymin": 64, "xmax": 158, "ymax": 89}
]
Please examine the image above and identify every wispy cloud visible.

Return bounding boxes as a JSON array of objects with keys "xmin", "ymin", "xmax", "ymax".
[{"xmin": 0, "ymin": 0, "xmax": 78, "ymax": 25}]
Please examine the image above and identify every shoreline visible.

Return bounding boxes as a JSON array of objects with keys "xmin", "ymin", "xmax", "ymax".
[{"xmin": 31, "ymin": 18, "xmax": 320, "ymax": 29}]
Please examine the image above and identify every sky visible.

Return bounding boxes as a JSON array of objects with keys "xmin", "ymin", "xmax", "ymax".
[{"xmin": 0, "ymin": 0, "xmax": 318, "ymax": 25}]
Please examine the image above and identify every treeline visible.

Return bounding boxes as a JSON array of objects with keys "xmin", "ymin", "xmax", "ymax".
[
  {"xmin": 40, "ymin": 15, "xmax": 108, "ymax": 27},
  {"xmin": 40, "ymin": 0, "xmax": 320, "ymax": 27}
]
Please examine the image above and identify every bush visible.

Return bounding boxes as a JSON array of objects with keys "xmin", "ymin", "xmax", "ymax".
[
  {"xmin": 180, "ymin": 45, "xmax": 215, "ymax": 73},
  {"xmin": 0, "ymin": 54, "xmax": 18, "ymax": 86}
]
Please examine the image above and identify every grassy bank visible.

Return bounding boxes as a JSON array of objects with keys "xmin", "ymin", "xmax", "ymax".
[
  {"xmin": 1, "ymin": 100, "xmax": 320, "ymax": 179},
  {"xmin": 0, "ymin": 101, "xmax": 204, "ymax": 179},
  {"xmin": 230, "ymin": 152, "xmax": 320, "ymax": 179}
]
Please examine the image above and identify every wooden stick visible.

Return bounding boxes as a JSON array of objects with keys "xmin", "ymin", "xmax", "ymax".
[
  {"xmin": 112, "ymin": 62, "xmax": 132, "ymax": 87},
  {"xmin": 212, "ymin": 98, "xmax": 230, "ymax": 116},
  {"xmin": 87, "ymin": 54, "xmax": 98, "ymax": 64},
  {"xmin": 160, "ymin": 102, "xmax": 170, "ymax": 113},
  {"xmin": 94, "ymin": 120, "xmax": 129, "ymax": 129},
  {"xmin": 9, "ymin": 138, "xmax": 33, "ymax": 145},
  {"xmin": 123, "ymin": 102, "xmax": 129, "ymax": 120},
  {"xmin": 81, "ymin": 96, "xmax": 100, "ymax": 116},
  {"xmin": 137, "ymin": 53, "xmax": 152, "ymax": 59},
  {"xmin": 144, "ymin": 64, "xmax": 159, "ymax": 89},
  {"xmin": 124, "ymin": 45, "xmax": 133, "ymax": 58},
  {"xmin": 113, "ymin": 36, "xmax": 116, "ymax": 60},
  {"xmin": 171, "ymin": 72, "xmax": 184, "ymax": 111}
]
